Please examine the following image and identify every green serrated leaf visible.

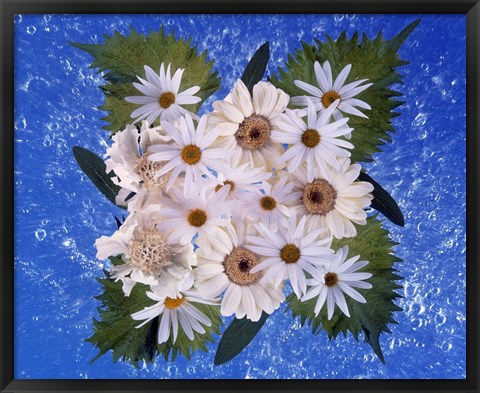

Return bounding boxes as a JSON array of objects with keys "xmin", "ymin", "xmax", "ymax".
[
  {"xmin": 87, "ymin": 270, "xmax": 222, "ymax": 366},
  {"xmin": 214, "ymin": 311, "xmax": 269, "ymax": 365},
  {"xmin": 241, "ymin": 42, "xmax": 270, "ymax": 95},
  {"xmin": 271, "ymin": 20, "xmax": 420, "ymax": 163},
  {"xmin": 72, "ymin": 146, "xmax": 122, "ymax": 207},
  {"xmin": 108, "ymin": 256, "xmax": 125, "ymax": 266},
  {"xmin": 287, "ymin": 216, "xmax": 403, "ymax": 363},
  {"xmin": 85, "ymin": 274, "xmax": 157, "ymax": 368},
  {"xmin": 71, "ymin": 26, "xmax": 222, "ymax": 133},
  {"xmin": 358, "ymin": 172, "xmax": 404, "ymax": 227}
]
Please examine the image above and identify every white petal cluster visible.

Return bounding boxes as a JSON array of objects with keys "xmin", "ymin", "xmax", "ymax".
[
  {"xmin": 291, "ymin": 61, "xmax": 372, "ymax": 119},
  {"xmin": 207, "ymin": 79, "xmax": 289, "ymax": 171},
  {"xmin": 125, "ymin": 64, "xmax": 201, "ymax": 124},
  {"xmin": 94, "ymin": 60, "xmax": 378, "ymax": 346},
  {"xmin": 302, "ymin": 246, "xmax": 373, "ymax": 320}
]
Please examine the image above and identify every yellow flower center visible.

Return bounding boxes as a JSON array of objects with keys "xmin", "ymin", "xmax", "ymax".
[
  {"xmin": 324, "ymin": 272, "xmax": 338, "ymax": 287},
  {"xmin": 321, "ymin": 90, "xmax": 341, "ymax": 108},
  {"xmin": 223, "ymin": 248, "xmax": 260, "ymax": 286},
  {"xmin": 159, "ymin": 92, "xmax": 175, "ymax": 109},
  {"xmin": 260, "ymin": 196, "xmax": 276, "ymax": 211},
  {"xmin": 301, "ymin": 129, "xmax": 321, "ymax": 148},
  {"xmin": 164, "ymin": 295, "xmax": 184, "ymax": 309},
  {"xmin": 187, "ymin": 209, "xmax": 207, "ymax": 227},
  {"xmin": 181, "ymin": 144, "xmax": 202, "ymax": 165},
  {"xmin": 303, "ymin": 179, "xmax": 337, "ymax": 215},
  {"xmin": 215, "ymin": 180, "xmax": 235, "ymax": 193},
  {"xmin": 235, "ymin": 115, "xmax": 271, "ymax": 150},
  {"xmin": 280, "ymin": 244, "xmax": 301, "ymax": 264}
]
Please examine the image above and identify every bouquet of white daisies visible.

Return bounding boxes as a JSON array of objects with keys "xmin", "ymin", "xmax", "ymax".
[{"xmin": 72, "ymin": 20, "xmax": 418, "ymax": 367}]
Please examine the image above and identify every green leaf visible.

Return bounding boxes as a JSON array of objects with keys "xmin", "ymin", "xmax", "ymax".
[
  {"xmin": 287, "ymin": 216, "xmax": 403, "ymax": 363},
  {"xmin": 358, "ymin": 172, "xmax": 404, "ymax": 227},
  {"xmin": 72, "ymin": 146, "xmax": 121, "ymax": 206},
  {"xmin": 71, "ymin": 26, "xmax": 221, "ymax": 133},
  {"xmin": 86, "ymin": 275, "xmax": 158, "ymax": 367},
  {"xmin": 270, "ymin": 20, "xmax": 420, "ymax": 163},
  {"xmin": 109, "ymin": 256, "xmax": 125, "ymax": 266},
  {"xmin": 157, "ymin": 302, "xmax": 222, "ymax": 362},
  {"xmin": 86, "ymin": 270, "xmax": 222, "ymax": 366},
  {"xmin": 241, "ymin": 42, "xmax": 270, "ymax": 95},
  {"xmin": 214, "ymin": 311, "xmax": 269, "ymax": 365}
]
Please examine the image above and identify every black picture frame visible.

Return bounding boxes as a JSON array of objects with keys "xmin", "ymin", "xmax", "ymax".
[{"xmin": 1, "ymin": 1, "xmax": 478, "ymax": 392}]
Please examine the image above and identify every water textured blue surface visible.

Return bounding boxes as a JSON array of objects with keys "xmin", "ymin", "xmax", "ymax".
[{"xmin": 14, "ymin": 14, "xmax": 466, "ymax": 379}]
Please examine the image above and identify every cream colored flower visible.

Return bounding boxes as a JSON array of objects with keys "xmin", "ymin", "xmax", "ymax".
[
  {"xmin": 290, "ymin": 160, "xmax": 374, "ymax": 239},
  {"xmin": 195, "ymin": 222, "xmax": 285, "ymax": 322},
  {"xmin": 95, "ymin": 205, "xmax": 195, "ymax": 298},
  {"xmin": 207, "ymin": 79, "xmax": 289, "ymax": 170},
  {"xmin": 105, "ymin": 121, "xmax": 171, "ymax": 206}
]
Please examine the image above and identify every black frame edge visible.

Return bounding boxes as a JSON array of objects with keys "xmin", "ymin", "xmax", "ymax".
[
  {"xmin": 1, "ymin": 1, "xmax": 478, "ymax": 392},
  {"xmin": 0, "ymin": 0, "xmax": 478, "ymax": 14},
  {"xmin": 466, "ymin": 2, "xmax": 480, "ymax": 393},
  {"xmin": 1, "ymin": 0, "xmax": 15, "ymax": 392}
]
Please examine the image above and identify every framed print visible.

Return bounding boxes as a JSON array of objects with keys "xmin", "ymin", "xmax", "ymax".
[{"xmin": 1, "ymin": 1, "xmax": 479, "ymax": 392}]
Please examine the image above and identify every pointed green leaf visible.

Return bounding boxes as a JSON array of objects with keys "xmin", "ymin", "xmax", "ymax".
[
  {"xmin": 85, "ymin": 276, "xmax": 158, "ymax": 368},
  {"xmin": 72, "ymin": 146, "xmax": 121, "ymax": 206},
  {"xmin": 86, "ymin": 269, "xmax": 222, "ymax": 366},
  {"xmin": 71, "ymin": 26, "xmax": 222, "ymax": 133},
  {"xmin": 270, "ymin": 20, "xmax": 420, "ymax": 163},
  {"xmin": 358, "ymin": 172, "xmax": 405, "ymax": 227},
  {"xmin": 241, "ymin": 42, "xmax": 270, "ymax": 95},
  {"xmin": 387, "ymin": 19, "xmax": 422, "ymax": 52},
  {"xmin": 287, "ymin": 216, "xmax": 403, "ymax": 363},
  {"xmin": 214, "ymin": 311, "xmax": 269, "ymax": 365}
]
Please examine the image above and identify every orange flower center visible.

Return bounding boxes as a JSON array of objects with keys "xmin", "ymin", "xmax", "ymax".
[
  {"xmin": 321, "ymin": 90, "xmax": 341, "ymax": 108},
  {"xmin": 280, "ymin": 244, "xmax": 301, "ymax": 264},
  {"xmin": 164, "ymin": 295, "xmax": 184, "ymax": 309},
  {"xmin": 187, "ymin": 209, "xmax": 207, "ymax": 227},
  {"xmin": 302, "ymin": 129, "xmax": 321, "ymax": 148},
  {"xmin": 159, "ymin": 92, "xmax": 175, "ymax": 109},
  {"xmin": 181, "ymin": 144, "xmax": 202, "ymax": 165}
]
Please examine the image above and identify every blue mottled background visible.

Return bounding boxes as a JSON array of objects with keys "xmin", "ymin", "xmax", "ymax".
[{"xmin": 14, "ymin": 14, "xmax": 466, "ymax": 379}]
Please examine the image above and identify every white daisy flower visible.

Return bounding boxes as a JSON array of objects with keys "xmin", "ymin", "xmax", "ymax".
[
  {"xmin": 272, "ymin": 100, "xmax": 354, "ymax": 179},
  {"xmin": 246, "ymin": 214, "xmax": 334, "ymax": 298},
  {"xmin": 208, "ymin": 79, "xmax": 289, "ymax": 170},
  {"xmin": 206, "ymin": 162, "xmax": 272, "ymax": 202},
  {"xmin": 95, "ymin": 205, "xmax": 196, "ymax": 298},
  {"xmin": 157, "ymin": 183, "xmax": 237, "ymax": 255},
  {"xmin": 105, "ymin": 121, "xmax": 172, "ymax": 206},
  {"xmin": 125, "ymin": 63, "xmax": 201, "ymax": 124},
  {"xmin": 148, "ymin": 114, "xmax": 233, "ymax": 197},
  {"xmin": 302, "ymin": 245, "xmax": 373, "ymax": 320},
  {"xmin": 195, "ymin": 222, "xmax": 285, "ymax": 322},
  {"xmin": 242, "ymin": 174, "xmax": 297, "ymax": 232},
  {"xmin": 123, "ymin": 188, "xmax": 164, "ymax": 215},
  {"xmin": 291, "ymin": 61, "xmax": 372, "ymax": 120},
  {"xmin": 131, "ymin": 281, "xmax": 220, "ymax": 344},
  {"xmin": 290, "ymin": 160, "xmax": 374, "ymax": 239}
]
